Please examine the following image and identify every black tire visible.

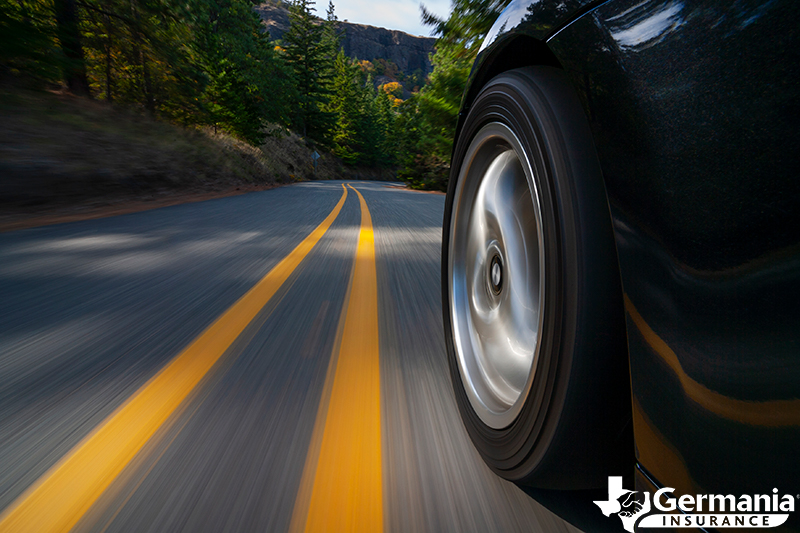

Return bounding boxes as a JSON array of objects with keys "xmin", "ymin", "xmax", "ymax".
[{"xmin": 442, "ymin": 66, "xmax": 632, "ymax": 489}]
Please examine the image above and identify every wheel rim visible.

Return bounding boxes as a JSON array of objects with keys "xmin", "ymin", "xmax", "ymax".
[{"xmin": 449, "ymin": 122, "xmax": 545, "ymax": 430}]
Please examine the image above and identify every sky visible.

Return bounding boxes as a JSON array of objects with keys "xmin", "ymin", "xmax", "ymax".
[{"xmin": 327, "ymin": 0, "xmax": 451, "ymax": 37}]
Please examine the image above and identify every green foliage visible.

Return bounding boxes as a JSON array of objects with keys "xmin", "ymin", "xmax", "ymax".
[
  {"xmin": 320, "ymin": 0, "xmax": 342, "ymax": 66},
  {"xmin": 393, "ymin": 40, "xmax": 471, "ymax": 189},
  {"xmin": 356, "ymin": 73, "xmax": 384, "ymax": 166},
  {"xmin": 281, "ymin": 0, "xmax": 332, "ymax": 141},
  {"xmin": 328, "ymin": 49, "xmax": 361, "ymax": 163},
  {"xmin": 398, "ymin": 152, "xmax": 450, "ymax": 191},
  {"xmin": 374, "ymin": 88, "xmax": 397, "ymax": 164},
  {"xmin": 326, "ymin": 50, "xmax": 394, "ymax": 167},
  {"xmin": 393, "ymin": 95, "xmax": 447, "ymax": 191},
  {"xmin": 371, "ymin": 58, "xmax": 401, "ymax": 80},
  {"xmin": 2, "ymin": 0, "xmax": 289, "ymax": 144},
  {"xmin": 76, "ymin": 0, "xmax": 203, "ymax": 113},
  {"xmin": 395, "ymin": 0, "xmax": 509, "ymax": 189},
  {"xmin": 415, "ymin": 41, "xmax": 471, "ymax": 161},
  {"xmin": 2, "ymin": 0, "xmax": 401, "ymax": 172},
  {"xmin": 405, "ymin": 68, "xmax": 425, "ymax": 91},
  {"xmin": 195, "ymin": 0, "xmax": 291, "ymax": 143},
  {"xmin": 0, "ymin": 0, "xmax": 63, "ymax": 82},
  {"xmin": 421, "ymin": 0, "xmax": 512, "ymax": 53}
]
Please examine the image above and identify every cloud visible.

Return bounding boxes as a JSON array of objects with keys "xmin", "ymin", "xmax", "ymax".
[{"xmin": 332, "ymin": 0, "xmax": 450, "ymax": 37}]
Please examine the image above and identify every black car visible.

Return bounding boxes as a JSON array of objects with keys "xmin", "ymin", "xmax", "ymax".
[{"xmin": 441, "ymin": 0, "xmax": 799, "ymax": 530}]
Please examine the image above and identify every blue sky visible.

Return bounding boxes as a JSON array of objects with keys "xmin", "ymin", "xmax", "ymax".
[{"xmin": 329, "ymin": 0, "xmax": 451, "ymax": 37}]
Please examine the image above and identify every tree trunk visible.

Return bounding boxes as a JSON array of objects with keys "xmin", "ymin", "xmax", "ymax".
[
  {"xmin": 129, "ymin": 0, "xmax": 155, "ymax": 114},
  {"xmin": 140, "ymin": 51, "xmax": 155, "ymax": 113},
  {"xmin": 53, "ymin": 0, "xmax": 91, "ymax": 96}
]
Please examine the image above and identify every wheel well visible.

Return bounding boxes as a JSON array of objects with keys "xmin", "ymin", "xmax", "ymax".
[{"xmin": 459, "ymin": 36, "xmax": 562, "ymax": 133}]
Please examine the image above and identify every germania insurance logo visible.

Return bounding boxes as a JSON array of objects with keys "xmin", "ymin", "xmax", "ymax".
[{"xmin": 593, "ymin": 477, "xmax": 795, "ymax": 531}]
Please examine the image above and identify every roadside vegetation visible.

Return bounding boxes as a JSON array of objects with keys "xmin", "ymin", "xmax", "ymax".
[
  {"xmin": 396, "ymin": 0, "xmax": 511, "ymax": 191},
  {"xmin": 0, "ymin": 82, "xmax": 350, "ymax": 211},
  {"xmin": 0, "ymin": 0, "xmax": 508, "ymax": 207}
]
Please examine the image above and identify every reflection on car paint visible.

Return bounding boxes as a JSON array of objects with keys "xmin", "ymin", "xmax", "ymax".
[
  {"xmin": 467, "ymin": 0, "xmax": 800, "ymax": 509},
  {"xmin": 607, "ymin": 1, "xmax": 685, "ymax": 50},
  {"xmin": 624, "ymin": 294, "xmax": 800, "ymax": 427},
  {"xmin": 462, "ymin": 0, "xmax": 800, "ymax": 525}
]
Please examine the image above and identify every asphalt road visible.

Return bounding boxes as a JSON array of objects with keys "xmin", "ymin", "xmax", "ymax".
[{"xmin": 0, "ymin": 181, "xmax": 582, "ymax": 533}]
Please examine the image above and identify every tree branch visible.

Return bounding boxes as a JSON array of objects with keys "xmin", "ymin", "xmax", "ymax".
[{"xmin": 75, "ymin": 1, "xmax": 134, "ymax": 25}]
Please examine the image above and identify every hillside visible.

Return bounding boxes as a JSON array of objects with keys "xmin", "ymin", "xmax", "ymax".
[
  {"xmin": 0, "ymin": 82, "xmax": 374, "ymax": 230},
  {"xmin": 254, "ymin": 1, "xmax": 436, "ymax": 78}
]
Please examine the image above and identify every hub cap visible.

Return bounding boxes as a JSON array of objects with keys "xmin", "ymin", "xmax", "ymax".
[
  {"xmin": 449, "ymin": 123, "xmax": 545, "ymax": 429},
  {"xmin": 489, "ymin": 255, "xmax": 503, "ymax": 294}
]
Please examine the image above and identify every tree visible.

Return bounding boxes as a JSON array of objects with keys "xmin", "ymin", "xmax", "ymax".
[
  {"xmin": 0, "ymin": 0, "xmax": 62, "ymax": 82},
  {"xmin": 374, "ymin": 85, "xmax": 398, "ymax": 165},
  {"xmin": 77, "ymin": 0, "xmax": 203, "ymax": 114},
  {"xmin": 320, "ymin": 0, "xmax": 342, "ymax": 66},
  {"xmin": 53, "ymin": 0, "xmax": 91, "ymax": 95},
  {"xmin": 393, "ymin": 39, "xmax": 471, "ymax": 188},
  {"xmin": 415, "ymin": 40, "xmax": 471, "ymax": 161},
  {"xmin": 281, "ymin": 0, "xmax": 331, "ymax": 140},
  {"xmin": 421, "ymin": 0, "xmax": 512, "ymax": 53},
  {"xmin": 318, "ymin": 0, "xmax": 342, "ymax": 116},
  {"xmin": 328, "ymin": 49, "xmax": 361, "ymax": 163},
  {"xmin": 195, "ymin": 0, "xmax": 291, "ymax": 143},
  {"xmin": 355, "ymin": 71, "xmax": 382, "ymax": 165},
  {"xmin": 326, "ymin": 49, "xmax": 394, "ymax": 167},
  {"xmin": 2, "ymin": 0, "xmax": 400, "ymax": 157},
  {"xmin": 396, "ymin": 0, "xmax": 510, "ymax": 188}
]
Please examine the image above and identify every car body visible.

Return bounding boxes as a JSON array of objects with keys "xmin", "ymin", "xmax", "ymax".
[{"xmin": 444, "ymin": 0, "xmax": 799, "ymax": 529}]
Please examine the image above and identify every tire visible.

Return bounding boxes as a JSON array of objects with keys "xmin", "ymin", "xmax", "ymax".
[{"xmin": 442, "ymin": 66, "xmax": 632, "ymax": 489}]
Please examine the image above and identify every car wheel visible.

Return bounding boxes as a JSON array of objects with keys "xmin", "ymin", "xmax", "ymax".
[{"xmin": 442, "ymin": 66, "xmax": 632, "ymax": 489}]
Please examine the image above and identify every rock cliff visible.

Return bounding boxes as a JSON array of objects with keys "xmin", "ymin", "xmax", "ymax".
[{"xmin": 253, "ymin": 1, "xmax": 436, "ymax": 76}]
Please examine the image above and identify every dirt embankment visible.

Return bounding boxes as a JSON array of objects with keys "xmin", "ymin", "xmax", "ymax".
[{"xmin": 0, "ymin": 82, "xmax": 392, "ymax": 232}]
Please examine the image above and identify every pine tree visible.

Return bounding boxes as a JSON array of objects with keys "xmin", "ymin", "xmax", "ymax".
[
  {"xmin": 319, "ymin": 0, "xmax": 342, "ymax": 93},
  {"xmin": 3, "ymin": 0, "xmax": 293, "ymax": 145},
  {"xmin": 321, "ymin": 0, "xmax": 342, "ymax": 60},
  {"xmin": 355, "ymin": 72, "xmax": 383, "ymax": 166},
  {"xmin": 396, "ymin": 0, "xmax": 509, "ymax": 188},
  {"xmin": 77, "ymin": 0, "xmax": 203, "ymax": 115},
  {"xmin": 196, "ymin": 0, "xmax": 291, "ymax": 143},
  {"xmin": 375, "ymin": 87, "xmax": 397, "ymax": 166},
  {"xmin": 282, "ymin": 0, "xmax": 331, "ymax": 140},
  {"xmin": 328, "ymin": 49, "xmax": 361, "ymax": 163},
  {"xmin": 415, "ymin": 40, "xmax": 472, "ymax": 161},
  {"xmin": 76, "ymin": 0, "xmax": 289, "ymax": 141}
]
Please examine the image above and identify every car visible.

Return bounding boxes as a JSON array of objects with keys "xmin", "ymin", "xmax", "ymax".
[{"xmin": 441, "ymin": 0, "xmax": 799, "ymax": 530}]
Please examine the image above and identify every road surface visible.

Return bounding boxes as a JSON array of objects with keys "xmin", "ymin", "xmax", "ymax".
[{"xmin": 0, "ymin": 181, "xmax": 582, "ymax": 532}]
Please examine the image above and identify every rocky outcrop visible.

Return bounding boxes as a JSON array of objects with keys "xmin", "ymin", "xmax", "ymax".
[
  {"xmin": 253, "ymin": 3, "xmax": 292, "ymax": 41},
  {"xmin": 340, "ymin": 23, "xmax": 434, "ymax": 74},
  {"xmin": 253, "ymin": 1, "xmax": 436, "ymax": 75}
]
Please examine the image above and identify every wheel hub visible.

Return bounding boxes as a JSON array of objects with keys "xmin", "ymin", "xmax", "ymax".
[
  {"xmin": 489, "ymin": 254, "xmax": 503, "ymax": 295},
  {"xmin": 448, "ymin": 123, "xmax": 546, "ymax": 429}
]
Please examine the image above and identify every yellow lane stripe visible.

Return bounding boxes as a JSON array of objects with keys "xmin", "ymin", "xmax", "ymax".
[
  {"xmin": 624, "ymin": 294, "xmax": 800, "ymax": 427},
  {"xmin": 303, "ymin": 184, "xmax": 383, "ymax": 533},
  {"xmin": 288, "ymin": 298, "xmax": 351, "ymax": 533},
  {"xmin": 0, "ymin": 185, "xmax": 349, "ymax": 533}
]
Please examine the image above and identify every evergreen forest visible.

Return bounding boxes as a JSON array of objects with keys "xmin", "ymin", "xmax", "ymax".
[{"xmin": 0, "ymin": 0, "xmax": 509, "ymax": 191}]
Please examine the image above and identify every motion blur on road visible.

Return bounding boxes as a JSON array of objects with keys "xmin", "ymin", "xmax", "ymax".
[{"xmin": 0, "ymin": 182, "xmax": 581, "ymax": 532}]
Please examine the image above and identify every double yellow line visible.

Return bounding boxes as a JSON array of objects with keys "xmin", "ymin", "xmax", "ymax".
[
  {"xmin": 292, "ymin": 186, "xmax": 383, "ymax": 533},
  {"xmin": 0, "ymin": 184, "xmax": 384, "ymax": 533}
]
